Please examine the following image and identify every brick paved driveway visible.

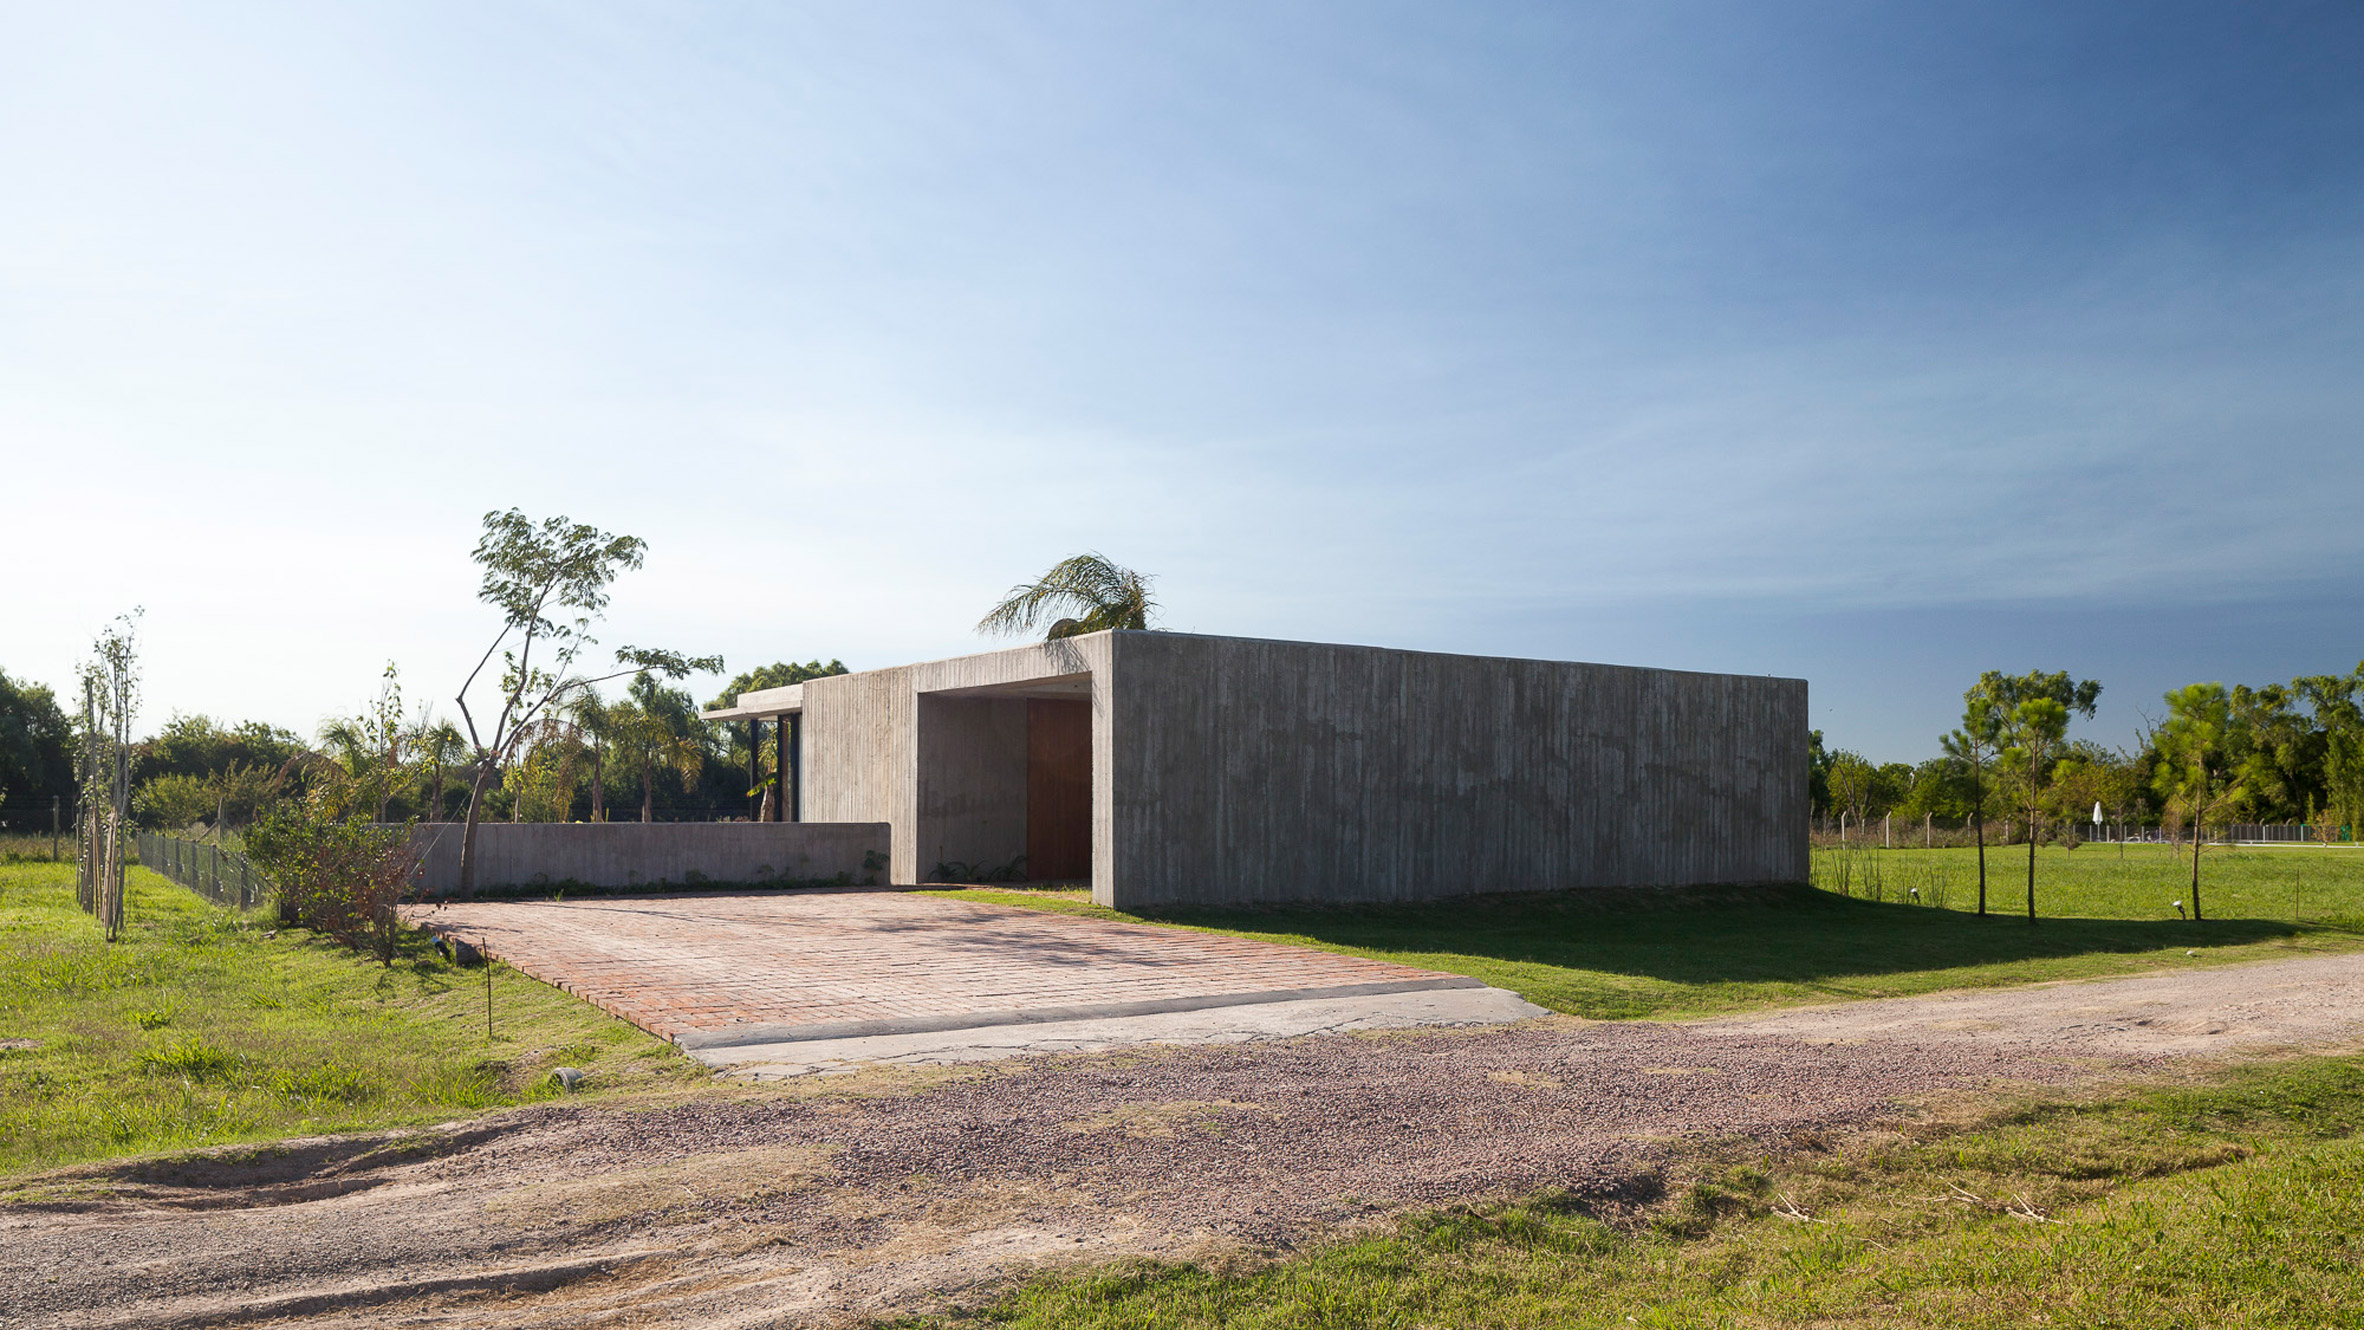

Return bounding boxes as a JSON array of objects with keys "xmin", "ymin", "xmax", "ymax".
[{"xmin": 403, "ymin": 891, "xmax": 1472, "ymax": 1046}]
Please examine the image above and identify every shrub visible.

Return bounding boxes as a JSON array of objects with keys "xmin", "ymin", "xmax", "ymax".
[
  {"xmin": 243, "ymin": 797, "xmax": 423, "ymax": 963},
  {"xmin": 133, "ymin": 772, "xmax": 217, "ymax": 831}
]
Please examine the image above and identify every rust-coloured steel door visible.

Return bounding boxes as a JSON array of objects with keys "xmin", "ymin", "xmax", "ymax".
[{"xmin": 1026, "ymin": 699, "xmax": 1092, "ymax": 881}]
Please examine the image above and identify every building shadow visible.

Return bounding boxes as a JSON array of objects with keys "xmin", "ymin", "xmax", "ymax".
[{"xmin": 1132, "ymin": 883, "xmax": 2326, "ymax": 988}]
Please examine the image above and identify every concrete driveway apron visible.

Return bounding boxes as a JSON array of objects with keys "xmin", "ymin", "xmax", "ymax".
[{"xmin": 404, "ymin": 890, "xmax": 1537, "ymax": 1074}]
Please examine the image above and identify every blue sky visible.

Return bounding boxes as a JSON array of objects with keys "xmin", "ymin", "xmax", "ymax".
[{"xmin": 6, "ymin": 2, "xmax": 2360, "ymax": 762}]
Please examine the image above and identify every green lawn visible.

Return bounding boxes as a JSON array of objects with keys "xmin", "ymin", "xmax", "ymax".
[
  {"xmin": 927, "ymin": 844, "xmax": 2364, "ymax": 1019},
  {"xmin": 1809, "ymin": 840, "xmax": 2360, "ymax": 923},
  {"xmin": 0, "ymin": 862, "xmax": 699, "ymax": 1175},
  {"xmin": 931, "ymin": 1052, "xmax": 2364, "ymax": 1328}
]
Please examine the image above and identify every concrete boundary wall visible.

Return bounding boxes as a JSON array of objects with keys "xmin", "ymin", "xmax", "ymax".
[{"xmin": 406, "ymin": 822, "xmax": 890, "ymax": 894}]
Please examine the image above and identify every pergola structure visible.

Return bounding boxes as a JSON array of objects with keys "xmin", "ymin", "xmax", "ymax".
[{"xmin": 699, "ymin": 685, "xmax": 806, "ymax": 823}]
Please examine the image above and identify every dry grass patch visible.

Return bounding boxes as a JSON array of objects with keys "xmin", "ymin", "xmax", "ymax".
[{"xmin": 931, "ymin": 1054, "xmax": 2364, "ymax": 1328}]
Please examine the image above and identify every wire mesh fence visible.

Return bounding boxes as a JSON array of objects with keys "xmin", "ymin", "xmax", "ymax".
[
  {"xmin": 0, "ymin": 799, "xmax": 75, "ymax": 860},
  {"xmin": 136, "ymin": 830, "xmax": 265, "ymax": 909},
  {"xmin": 2225, "ymin": 823, "xmax": 2356, "ymax": 845}
]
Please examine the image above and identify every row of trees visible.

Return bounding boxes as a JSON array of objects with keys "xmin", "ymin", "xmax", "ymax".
[
  {"xmin": 1814, "ymin": 662, "xmax": 2364, "ymax": 922},
  {"xmin": 1814, "ymin": 668, "xmax": 2364, "ymax": 838},
  {"xmin": 7, "ymin": 511, "xmax": 852, "ymax": 894},
  {"xmin": 0, "ymin": 668, "xmax": 76, "ymax": 820},
  {"xmin": 20, "ymin": 523, "xmax": 1159, "ymax": 947},
  {"xmin": 112, "ymin": 657, "xmax": 853, "ymax": 836}
]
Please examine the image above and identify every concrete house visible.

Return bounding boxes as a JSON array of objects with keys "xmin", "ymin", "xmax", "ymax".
[{"xmin": 702, "ymin": 630, "xmax": 1807, "ymax": 909}]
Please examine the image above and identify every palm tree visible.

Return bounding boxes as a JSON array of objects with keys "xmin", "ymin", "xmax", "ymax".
[
  {"xmin": 617, "ymin": 674, "xmax": 706, "ymax": 822},
  {"xmin": 976, "ymin": 553, "xmax": 1157, "ymax": 640},
  {"xmin": 566, "ymin": 691, "xmax": 622, "ymax": 822},
  {"xmin": 413, "ymin": 720, "xmax": 468, "ymax": 822},
  {"xmin": 507, "ymin": 713, "xmax": 595, "ymax": 822},
  {"xmin": 320, "ymin": 664, "xmax": 409, "ymax": 822}
]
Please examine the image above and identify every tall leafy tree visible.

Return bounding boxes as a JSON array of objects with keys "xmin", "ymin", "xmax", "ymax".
[
  {"xmin": 1940, "ymin": 681, "xmax": 2009, "ymax": 916},
  {"xmin": 977, "ymin": 553, "xmax": 1157, "ymax": 639},
  {"xmin": 138, "ymin": 716, "xmax": 307, "ymax": 780},
  {"xmin": 1823, "ymin": 751, "xmax": 1909, "ymax": 836},
  {"xmin": 707, "ymin": 659, "xmax": 850, "ymax": 710},
  {"xmin": 2001, "ymin": 697, "xmax": 2070, "ymax": 922},
  {"xmin": 452, "ymin": 509, "xmax": 718, "ymax": 893},
  {"xmin": 1893, "ymin": 757, "xmax": 1975, "ymax": 824},
  {"xmin": 2045, "ymin": 741, "xmax": 2142, "ymax": 853},
  {"xmin": 0, "ymin": 669, "xmax": 74, "ymax": 815},
  {"xmin": 1983, "ymin": 669, "xmax": 2102, "ymax": 922},
  {"xmin": 2154, "ymin": 683, "xmax": 2246, "ymax": 921},
  {"xmin": 1825, "ymin": 750, "xmax": 1875, "ymax": 836},
  {"xmin": 2226, "ymin": 683, "xmax": 2324, "ymax": 822},
  {"xmin": 2296, "ymin": 666, "xmax": 2364, "ymax": 840}
]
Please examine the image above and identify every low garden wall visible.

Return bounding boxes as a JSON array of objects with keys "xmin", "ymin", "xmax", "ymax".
[{"xmin": 404, "ymin": 822, "xmax": 890, "ymax": 895}]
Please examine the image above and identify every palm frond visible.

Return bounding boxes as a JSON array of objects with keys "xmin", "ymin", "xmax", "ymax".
[{"xmin": 976, "ymin": 552, "xmax": 1157, "ymax": 639}]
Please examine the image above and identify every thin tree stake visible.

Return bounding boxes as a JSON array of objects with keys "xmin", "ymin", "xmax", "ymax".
[{"xmin": 486, "ymin": 951, "xmax": 494, "ymax": 1040}]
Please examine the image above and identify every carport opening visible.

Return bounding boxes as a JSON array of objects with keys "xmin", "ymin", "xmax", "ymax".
[
  {"xmin": 917, "ymin": 679, "xmax": 1094, "ymax": 887},
  {"xmin": 1026, "ymin": 698, "xmax": 1092, "ymax": 881}
]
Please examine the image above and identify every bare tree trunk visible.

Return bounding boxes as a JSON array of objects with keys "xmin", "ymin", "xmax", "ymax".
[
  {"xmin": 2025, "ymin": 799, "xmax": 2038, "ymax": 923},
  {"xmin": 2191, "ymin": 814, "xmax": 2205, "ymax": 921},
  {"xmin": 642, "ymin": 765, "xmax": 654, "ymax": 823},
  {"xmin": 458, "ymin": 762, "xmax": 497, "ymax": 897},
  {"xmin": 590, "ymin": 745, "xmax": 604, "ymax": 823},
  {"xmin": 1973, "ymin": 802, "xmax": 1987, "ymax": 917}
]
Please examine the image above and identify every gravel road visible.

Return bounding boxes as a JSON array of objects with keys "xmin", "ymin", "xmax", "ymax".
[{"xmin": 8, "ymin": 948, "xmax": 2361, "ymax": 1330}]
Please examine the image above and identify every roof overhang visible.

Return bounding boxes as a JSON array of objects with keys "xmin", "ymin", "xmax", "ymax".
[{"xmin": 699, "ymin": 682, "xmax": 802, "ymax": 723}]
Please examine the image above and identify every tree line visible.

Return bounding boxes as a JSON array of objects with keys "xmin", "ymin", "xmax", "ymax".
[
  {"xmin": 1812, "ymin": 666, "xmax": 2364, "ymax": 838},
  {"xmin": 1814, "ymin": 664, "xmax": 2364, "ymax": 922},
  {"xmin": 0, "ymin": 511, "xmax": 852, "ymax": 857},
  {"xmin": 0, "ymin": 660, "xmax": 848, "ymax": 837}
]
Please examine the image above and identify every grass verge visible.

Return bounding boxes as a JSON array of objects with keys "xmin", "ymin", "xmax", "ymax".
[
  {"xmin": 925, "ymin": 845, "xmax": 2364, "ymax": 1020},
  {"xmin": 925, "ymin": 1052, "xmax": 2364, "ymax": 1328},
  {"xmin": 0, "ymin": 862, "xmax": 701, "ymax": 1175}
]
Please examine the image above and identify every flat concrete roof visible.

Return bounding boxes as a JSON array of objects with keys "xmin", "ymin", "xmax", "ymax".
[
  {"xmin": 695, "ymin": 629, "xmax": 1805, "ymax": 723},
  {"xmin": 700, "ymin": 682, "xmax": 802, "ymax": 722}
]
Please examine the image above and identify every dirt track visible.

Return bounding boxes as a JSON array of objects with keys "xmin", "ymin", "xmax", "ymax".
[{"xmin": 8, "ymin": 950, "xmax": 2363, "ymax": 1329}]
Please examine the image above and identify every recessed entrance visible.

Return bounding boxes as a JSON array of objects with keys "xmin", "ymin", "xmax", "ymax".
[{"xmin": 1026, "ymin": 698, "xmax": 1092, "ymax": 881}]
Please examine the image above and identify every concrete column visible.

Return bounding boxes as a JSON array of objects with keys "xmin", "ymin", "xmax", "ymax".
[
  {"xmin": 774, "ymin": 714, "xmax": 789, "ymax": 821},
  {"xmin": 748, "ymin": 720, "xmax": 762, "ymax": 822},
  {"xmin": 787, "ymin": 713, "xmax": 803, "ymax": 822}
]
